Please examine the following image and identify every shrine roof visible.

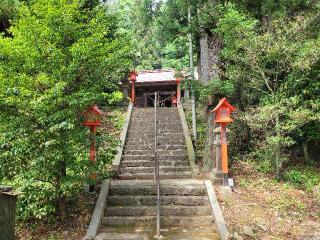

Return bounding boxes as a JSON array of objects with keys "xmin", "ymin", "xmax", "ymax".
[
  {"xmin": 136, "ymin": 69, "xmax": 176, "ymax": 83},
  {"xmin": 212, "ymin": 98, "xmax": 236, "ymax": 112}
]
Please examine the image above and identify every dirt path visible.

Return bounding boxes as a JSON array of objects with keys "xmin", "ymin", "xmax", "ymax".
[{"xmin": 216, "ymin": 161, "xmax": 320, "ymax": 240}]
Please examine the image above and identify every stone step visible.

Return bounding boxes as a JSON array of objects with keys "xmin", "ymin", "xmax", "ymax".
[
  {"xmin": 127, "ymin": 131, "xmax": 183, "ymax": 136},
  {"xmin": 126, "ymin": 138, "xmax": 185, "ymax": 144},
  {"xmin": 132, "ymin": 115, "xmax": 180, "ymax": 118},
  {"xmin": 131, "ymin": 114, "xmax": 180, "ymax": 118},
  {"xmin": 129, "ymin": 125, "xmax": 182, "ymax": 128},
  {"xmin": 132, "ymin": 109, "xmax": 179, "ymax": 117},
  {"xmin": 105, "ymin": 206, "xmax": 211, "ymax": 217},
  {"xmin": 97, "ymin": 227, "xmax": 219, "ymax": 240},
  {"xmin": 133, "ymin": 108, "xmax": 178, "ymax": 111},
  {"xmin": 123, "ymin": 149, "xmax": 187, "ymax": 156},
  {"xmin": 120, "ymin": 166, "xmax": 190, "ymax": 175},
  {"xmin": 118, "ymin": 172, "xmax": 192, "ymax": 180},
  {"xmin": 102, "ymin": 216, "xmax": 214, "ymax": 228},
  {"xmin": 121, "ymin": 155, "xmax": 188, "ymax": 161},
  {"xmin": 131, "ymin": 115, "xmax": 180, "ymax": 117},
  {"xmin": 129, "ymin": 127, "xmax": 182, "ymax": 131},
  {"xmin": 127, "ymin": 135, "xmax": 185, "ymax": 142},
  {"xmin": 125, "ymin": 140, "xmax": 185, "ymax": 145},
  {"xmin": 129, "ymin": 122, "xmax": 182, "ymax": 126},
  {"xmin": 132, "ymin": 110, "xmax": 179, "ymax": 114},
  {"xmin": 107, "ymin": 195, "xmax": 209, "ymax": 207},
  {"xmin": 130, "ymin": 118, "xmax": 181, "ymax": 121},
  {"xmin": 95, "ymin": 233, "xmax": 147, "ymax": 240},
  {"xmin": 126, "ymin": 141, "xmax": 185, "ymax": 145},
  {"xmin": 126, "ymin": 137, "xmax": 185, "ymax": 142},
  {"xmin": 124, "ymin": 145, "xmax": 186, "ymax": 151},
  {"xmin": 130, "ymin": 122, "xmax": 181, "ymax": 126},
  {"xmin": 109, "ymin": 180, "xmax": 206, "ymax": 196},
  {"xmin": 121, "ymin": 160, "xmax": 189, "ymax": 168},
  {"xmin": 128, "ymin": 131, "xmax": 183, "ymax": 135},
  {"xmin": 127, "ymin": 132, "xmax": 183, "ymax": 136}
]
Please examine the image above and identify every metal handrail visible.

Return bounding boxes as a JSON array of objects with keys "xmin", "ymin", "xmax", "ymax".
[{"xmin": 154, "ymin": 92, "xmax": 161, "ymax": 238}]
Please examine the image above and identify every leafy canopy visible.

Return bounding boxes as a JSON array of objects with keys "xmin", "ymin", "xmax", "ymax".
[{"xmin": 0, "ymin": 0, "xmax": 131, "ymax": 219}]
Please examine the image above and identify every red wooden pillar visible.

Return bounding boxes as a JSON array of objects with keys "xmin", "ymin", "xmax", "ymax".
[
  {"xmin": 89, "ymin": 126, "xmax": 97, "ymax": 183},
  {"xmin": 220, "ymin": 123, "xmax": 228, "ymax": 174},
  {"xmin": 131, "ymin": 80, "xmax": 136, "ymax": 103},
  {"xmin": 176, "ymin": 77, "xmax": 181, "ymax": 103},
  {"xmin": 129, "ymin": 71, "xmax": 138, "ymax": 104},
  {"xmin": 89, "ymin": 126, "xmax": 97, "ymax": 163}
]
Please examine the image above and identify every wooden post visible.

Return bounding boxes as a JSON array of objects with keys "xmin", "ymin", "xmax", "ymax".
[
  {"xmin": 220, "ymin": 123, "xmax": 229, "ymax": 186},
  {"xmin": 131, "ymin": 80, "xmax": 135, "ymax": 104},
  {"xmin": 129, "ymin": 71, "xmax": 138, "ymax": 105},
  {"xmin": 177, "ymin": 81, "xmax": 181, "ymax": 103},
  {"xmin": 213, "ymin": 127, "xmax": 223, "ymax": 184},
  {"xmin": 0, "ymin": 186, "xmax": 19, "ymax": 240},
  {"xmin": 89, "ymin": 126, "xmax": 96, "ymax": 163},
  {"xmin": 90, "ymin": 126, "xmax": 97, "ymax": 192},
  {"xmin": 220, "ymin": 123, "xmax": 228, "ymax": 174}
]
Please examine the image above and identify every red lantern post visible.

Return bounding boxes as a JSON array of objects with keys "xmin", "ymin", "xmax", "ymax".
[
  {"xmin": 212, "ymin": 98, "xmax": 236, "ymax": 185},
  {"xmin": 83, "ymin": 105, "xmax": 102, "ymax": 191},
  {"xmin": 129, "ymin": 71, "xmax": 138, "ymax": 104},
  {"xmin": 175, "ymin": 77, "xmax": 181, "ymax": 104}
]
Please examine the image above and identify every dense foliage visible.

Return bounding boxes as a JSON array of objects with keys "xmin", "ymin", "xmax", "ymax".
[
  {"xmin": 0, "ymin": 0, "xmax": 319, "ymax": 221},
  {"xmin": 111, "ymin": 0, "xmax": 190, "ymax": 70},
  {"xmin": 124, "ymin": 0, "xmax": 320, "ymax": 181},
  {"xmin": 215, "ymin": 2, "xmax": 320, "ymax": 178},
  {"xmin": 0, "ymin": 0, "xmax": 131, "ymax": 219}
]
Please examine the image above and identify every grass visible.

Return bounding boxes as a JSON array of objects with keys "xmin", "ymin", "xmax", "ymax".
[{"xmin": 283, "ymin": 166, "xmax": 320, "ymax": 192}]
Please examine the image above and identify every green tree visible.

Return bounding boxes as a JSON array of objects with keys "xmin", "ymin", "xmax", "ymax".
[
  {"xmin": 0, "ymin": 0, "xmax": 131, "ymax": 218},
  {"xmin": 215, "ymin": 3, "xmax": 320, "ymax": 177},
  {"xmin": 0, "ymin": 0, "xmax": 19, "ymax": 35}
]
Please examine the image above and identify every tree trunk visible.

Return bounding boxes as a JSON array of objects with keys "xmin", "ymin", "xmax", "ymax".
[
  {"xmin": 57, "ymin": 160, "xmax": 67, "ymax": 215},
  {"xmin": 58, "ymin": 196, "xmax": 66, "ymax": 214},
  {"xmin": 302, "ymin": 142, "xmax": 310, "ymax": 163},
  {"xmin": 262, "ymin": 15, "xmax": 270, "ymax": 28},
  {"xmin": 0, "ymin": 187, "xmax": 17, "ymax": 240},
  {"xmin": 202, "ymin": 110, "xmax": 215, "ymax": 172},
  {"xmin": 191, "ymin": 92, "xmax": 197, "ymax": 145},
  {"xmin": 188, "ymin": 7, "xmax": 197, "ymax": 145},
  {"xmin": 198, "ymin": 32, "xmax": 221, "ymax": 85},
  {"xmin": 275, "ymin": 114, "xmax": 281, "ymax": 179}
]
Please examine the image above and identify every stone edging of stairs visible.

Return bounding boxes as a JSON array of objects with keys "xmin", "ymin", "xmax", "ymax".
[
  {"xmin": 111, "ymin": 102, "xmax": 133, "ymax": 174},
  {"xmin": 83, "ymin": 179, "xmax": 111, "ymax": 240},
  {"xmin": 177, "ymin": 103, "xmax": 198, "ymax": 175},
  {"xmin": 205, "ymin": 180, "xmax": 229, "ymax": 240}
]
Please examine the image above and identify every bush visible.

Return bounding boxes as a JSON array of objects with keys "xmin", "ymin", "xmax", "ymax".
[
  {"xmin": 284, "ymin": 167, "xmax": 320, "ymax": 192},
  {"xmin": 0, "ymin": 0, "xmax": 131, "ymax": 219}
]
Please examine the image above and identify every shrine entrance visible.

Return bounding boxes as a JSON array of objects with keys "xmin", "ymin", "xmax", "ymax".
[
  {"xmin": 145, "ymin": 92, "xmax": 175, "ymax": 108},
  {"xmin": 122, "ymin": 70, "xmax": 182, "ymax": 108},
  {"xmin": 139, "ymin": 87, "xmax": 178, "ymax": 108}
]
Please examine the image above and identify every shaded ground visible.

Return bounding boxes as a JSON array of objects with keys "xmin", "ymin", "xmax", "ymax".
[
  {"xmin": 216, "ymin": 161, "xmax": 320, "ymax": 240},
  {"xmin": 16, "ymin": 192, "xmax": 98, "ymax": 240}
]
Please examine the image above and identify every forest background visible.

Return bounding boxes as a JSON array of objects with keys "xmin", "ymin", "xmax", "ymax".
[{"xmin": 0, "ymin": 0, "xmax": 319, "ymax": 225}]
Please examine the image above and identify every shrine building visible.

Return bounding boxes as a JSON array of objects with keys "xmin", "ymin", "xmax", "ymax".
[{"xmin": 122, "ymin": 69, "xmax": 182, "ymax": 108}]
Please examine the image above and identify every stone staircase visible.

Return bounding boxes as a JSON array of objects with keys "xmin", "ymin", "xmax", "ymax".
[
  {"xmin": 96, "ymin": 108, "xmax": 218, "ymax": 240},
  {"xmin": 119, "ymin": 108, "xmax": 192, "ymax": 180}
]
